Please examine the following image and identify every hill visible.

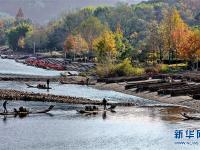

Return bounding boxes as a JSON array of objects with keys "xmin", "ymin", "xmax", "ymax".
[{"xmin": 0, "ymin": 0, "xmax": 147, "ymax": 24}]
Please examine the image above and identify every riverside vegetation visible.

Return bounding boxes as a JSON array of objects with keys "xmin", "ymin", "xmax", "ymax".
[{"xmin": 0, "ymin": 0, "xmax": 200, "ymax": 77}]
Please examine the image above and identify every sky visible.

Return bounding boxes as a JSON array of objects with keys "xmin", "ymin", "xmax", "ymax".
[{"xmin": 0, "ymin": 0, "xmax": 147, "ymax": 23}]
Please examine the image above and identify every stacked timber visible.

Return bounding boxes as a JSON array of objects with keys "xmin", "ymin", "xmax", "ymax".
[
  {"xmin": 158, "ymin": 84, "xmax": 200, "ymax": 96},
  {"xmin": 97, "ymin": 75, "xmax": 149, "ymax": 84},
  {"xmin": 136, "ymin": 82, "xmax": 186, "ymax": 92},
  {"xmin": 151, "ymin": 73, "xmax": 183, "ymax": 80},
  {"xmin": 193, "ymin": 94, "xmax": 200, "ymax": 100},
  {"xmin": 171, "ymin": 87, "xmax": 200, "ymax": 97},
  {"xmin": 151, "ymin": 74, "xmax": 168, "ymax": 79},
  {"xmin": 125, "ymin": 80, "xmax": 166, "ymax": 90},
  {"xmin": 182, "ymin": 72, "xmax": 200, "ymax": 83},
  {"xmin": 149, "ymin": 82, "xmax": 187, "ymax": 92},
  {"xmin": 158, "ymin": 85, "xmax": 189, "ymax": 95}
]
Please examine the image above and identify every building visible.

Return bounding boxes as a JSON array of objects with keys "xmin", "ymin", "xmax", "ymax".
[{"xmin": 16, "ymin": 8, "xmax": 25, "ymax": 21}]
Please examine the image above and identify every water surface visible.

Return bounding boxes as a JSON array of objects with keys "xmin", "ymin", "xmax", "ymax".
[
  {"xmin": 0, "ymin": 58, "xmax": 198, "ymax": 150},
  {"xmin": 0, "ymin": 58, "xmax": 64, "ymax": 76},
  {"xmin": 0, "ymin": 81, "xmax": 160, "ymax": 105},
  {"xmin": 0, "ymin": 101, "xmax": 198, "ymax": 150}
]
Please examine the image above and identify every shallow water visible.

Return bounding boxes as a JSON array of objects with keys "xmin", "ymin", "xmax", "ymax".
[
  {"xmin": 0, "ymin": 101, "xmax": 199, "ymax": 150},
  {"xmin": 0, "ymin": 81, "xmax": 160, "ymax": 105},
  {"xmin": 0, "ymin": 58, "xmax": 64, "ymax": 76},
  {"xmin": 0, "ymin": 58, "xmax": 199, "ymax": 149}
]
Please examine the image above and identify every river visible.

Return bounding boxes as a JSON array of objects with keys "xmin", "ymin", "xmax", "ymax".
[
  {"xmin": 0, "ymin": 58, "xmax": 199, "ymax": 150},
  {"xmin": 0, "ymin": 101, "xmax": 199, "ymax": 150},
  {"xmin": 0, "ymin": 58, "xmax": 64, "ymax": 76}
]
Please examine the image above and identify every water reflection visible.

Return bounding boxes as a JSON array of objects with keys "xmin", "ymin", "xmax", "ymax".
[
  {"xmin": 1, "ymin": 101, "xmax": 194, "ymax": 123},
  {"xmin": 102, "ymin": 111, "xmax": 107, "ymax": 120},
  {"xmin": 3, "ymin": 115, "xmax": 7, "ymax": 123},
  {"xmin": 0, "ymin": 101, "xmax": 199, "ymax": 150}
]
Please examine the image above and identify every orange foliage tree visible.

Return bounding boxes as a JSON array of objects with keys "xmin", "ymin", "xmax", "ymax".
[
  {"xmin": 172, "ymin": 18, "xmax": 200, "ymax": 61},
  {"xmin": 64, "ymin": 34, "xmax": 88, "ymax": 59}
]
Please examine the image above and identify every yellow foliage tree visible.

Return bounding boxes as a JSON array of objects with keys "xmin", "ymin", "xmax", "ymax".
[
  {"xmin": 94, "ymin": 30, "xmax": 117, "ymax": 63},
  {"xmin": 160, "ymin": 8, "xmax": 184, "ymax": 63},
  {"xmin": 18, "ymin": 36, "xmax": 25, "ymax": 48}
]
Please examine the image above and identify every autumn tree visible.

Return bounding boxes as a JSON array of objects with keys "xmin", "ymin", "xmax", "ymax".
[
  {"xmin": 64, "ymin": 34, "xmax": 75, "ymax": 58},
  {"xmin": 73, "ymin": 34, "xmax": 88, "ymax": 54},
  {"xmin": 94, "ymin": 30, "xmax": 117, "ymax": 63},
  {"xmin": 18, "ymin": 36, "xmax": 25, "ymax": 48},
  {"xmin": 146, "ymin": 21, "xmax": 163, "ymax": 65},
  {"xmin": 171, "ymin": 17, "xmax": 191, "ymax": 58},
  {"xmin": 176, "ymin": 29, "xmax": 200, "ymax": 60},
  {"xmin": 78, "ymin": 16, "xmax": 107, "ymax": 51},
  {"xmin": 160, "ymin": 8, "xmax": 184, "ymax": 64},
  {"xmin": 64, "ymin": 34, "xmax": 88, "ymax": 60}
]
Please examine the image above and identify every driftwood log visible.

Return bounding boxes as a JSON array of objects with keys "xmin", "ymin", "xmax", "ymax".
[{"xmin": 181, "ymin": 113, "xmax": 200, "ymax": 120}]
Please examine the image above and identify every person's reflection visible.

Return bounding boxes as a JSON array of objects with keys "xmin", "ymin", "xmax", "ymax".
[
  {"xmin": 3, "ymin": 115, "xmax": 7, "ymax": 123},
  {"xmin": 102, "ymin": 111, "xmax": 107, "ymax": 120}
]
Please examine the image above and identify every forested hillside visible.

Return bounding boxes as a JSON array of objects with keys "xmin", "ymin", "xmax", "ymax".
[
  {"xmin": 43, "ymin": 0, "xmax": 200, "ymax": 54},
  {"xmin": 2, "ymin": 0, "xmax": 200, "ymax": 77},
  {"xmin": 0, "ymin": 0, "xmax": 146, "ymax": 23}
]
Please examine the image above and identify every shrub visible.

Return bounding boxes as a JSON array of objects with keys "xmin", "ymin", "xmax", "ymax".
[
  {"xmin": 132, "ymin": 67, "xmax": 145, "ymax": 76},
  {"xmin": 144, "ymin": 64, "xmax": 170, "ymax": 74},
  {"xmin": 96, "ymin": 59, "xmax": 144, "ymax": 77},
  {"xmin": 145, "ymin": 66, "xmax": 159, "ymax": 74},
  {"xmin": 96, "ymin": 63, "xmax": 116, "ymax": 78},
  {"xmin": 159, "ymin": 64, "xmax": 170, "ymax": 73},
  {"xmin": 115, "ymin": 59, "xmax": 135, "ymax": 76}
]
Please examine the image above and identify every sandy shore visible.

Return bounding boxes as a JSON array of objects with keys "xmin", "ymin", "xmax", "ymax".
[{"xmin": 93, "ymin": 82, "xmax": 200, "ymax": 112}]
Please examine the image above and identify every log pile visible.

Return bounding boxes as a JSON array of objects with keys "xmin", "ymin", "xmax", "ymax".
[
  {"xmin": 0, "ymin": 89, "xmax": 97, "ymax": 104},
  {"xmin": 136, "ymin": 82, "xmax": 186, "ymax": 92},
  {"xmin": 0, "ymin": 89, "xmax": 135, "ymax": 106},
  {"xmin": 193, "ymin": 94, "xmax": 200, "ymax": 100},
  {"xmin": 125, "ymin": 80, "xmax": 165, "ymax": 90},
  {"xmin": 158, "ymin": 85, "xmax": 200, "ymax": 96},
  {"xmin": 97, "ymin": 75, "xmax": 149, "ymax": 83},
  {"xmin": 98, "ymin": 73, "xmax": 200, "ymax": 99}
]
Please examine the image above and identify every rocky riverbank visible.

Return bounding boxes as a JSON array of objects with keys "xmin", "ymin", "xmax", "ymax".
[{"xmin": 0, "ymin": 89, "xmax": 135, "ymax": 106}]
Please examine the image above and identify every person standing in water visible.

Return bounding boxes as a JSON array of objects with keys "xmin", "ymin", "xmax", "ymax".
[
  {"xmin": 47, "ymin": 79, "xmax": 50, "ymax": 89},
  {"xmin": 86, "ymin": 77, "xmax": 89, "ymax": 86},
  {"xmin": 102, "ymin": 98, "xmax": 107, "ymax": 110},
  {"xmin": 3, "ymin": 101, "xmax": 8, "ymax": 113}
]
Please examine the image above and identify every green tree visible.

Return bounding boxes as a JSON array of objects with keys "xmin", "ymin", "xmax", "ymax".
[
  {"xmin": 6, "ymin": 23, "xmax": 32, "ymax": 51},
  {"xmin": 78, "ymin": 16, "xmax": 108, "ymax": 51},
  {"xmin": 114, "ymin": 23, "xmax": 124, "ymax": 59},
  {"xmin": 25, "ymin": 26, "xmax": 48, "ymax": 50}
]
